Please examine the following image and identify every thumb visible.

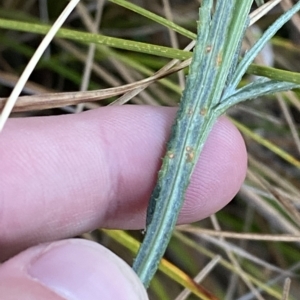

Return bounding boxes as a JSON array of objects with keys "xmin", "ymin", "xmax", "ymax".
[{"xmin": 0, "ymin": 239, "xmax": 148, "ymax": 300}]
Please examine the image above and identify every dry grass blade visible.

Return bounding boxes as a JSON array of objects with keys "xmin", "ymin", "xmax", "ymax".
[
  {"xmin": 0, "ymin": 70, "xmax": 56, "ymax": 95},
  {"xmin": 0, "ymin": 2, "xmax": 278, "ymax": 116},
  {"xmin": 280, "ymin": 0, "xmax": 300, "ymax": 32},
  {"xmin": 248, "ymin": 155, "xmax": 300, "ymax": 196},
  {"xmin": 249, "ymin": 0, "xmax": 283, "ymax": 26},
  {"xmin": 0, "ymin": 60, "xmax": 189, "ymax": 112},
  {"xmin": 240, "ymin": 184, "xmax": 300, "ymax": 235},
  {"xmin": 174, "ymin": 256, "xmax": 221, "ymax": 300},
  {"xmin": 247, "ymin": 168, "xmax": 300, "ymax": 228},
  {"xmin": 281, "ymin": 278, "xmax": 291, "ymax": 300},
  {"xmin": 210, "ymin": 215, "xmax": 265, "ymax": 300},
  {"xmin": 190, "ymin": 232, "xmax": 291, "ymax": 277},
  {"xmin": 179, "ymin": 226, "xmax": 300, "ymax": 242},
  {"xmin": 0, "ymin": 0, "xmax": 80, "ymax": 130},
  {"xmin": 109, "ymin": 41, "xmax": 194, "ymax": 106},
  {"xmin": 75, "ymin": 0, "xmax": 105, "ymax": 113},
  {"xmin": 277, "ymin": 93, "xmax": 300, "ymax": 155},
  {"xmin": 161, "ymin": 0, "xmax": 185, "ymax": 90}
]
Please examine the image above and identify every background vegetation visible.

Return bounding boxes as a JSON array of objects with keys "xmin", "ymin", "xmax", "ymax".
[{"xmin": 1, "ymin": 0, "xmax": 300, "ymax": 299}]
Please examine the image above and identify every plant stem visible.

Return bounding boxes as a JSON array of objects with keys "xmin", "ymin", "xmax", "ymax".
[{"xmin": 132, "ymin": 0, "xmax": 253, "ymax": 287}]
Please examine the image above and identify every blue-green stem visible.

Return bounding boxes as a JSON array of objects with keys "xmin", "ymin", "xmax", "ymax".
[
  {"xmin": 132, "ymin": 0, "xmax": 253, "ymax": 287},
  {"xmin": 133, "ymin": 0, "xmax": 300, "ymax": 288}
]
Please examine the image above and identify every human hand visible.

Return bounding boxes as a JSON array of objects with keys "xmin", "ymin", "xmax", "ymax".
[{"xmin": 0, "ymin": 105, "xmax": 247, "ymax": 299}]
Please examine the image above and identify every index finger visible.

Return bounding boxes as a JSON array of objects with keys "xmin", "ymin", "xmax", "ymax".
[{"xmin": 0, "ymin": 105, "xmax": 247, "ymax": 261}]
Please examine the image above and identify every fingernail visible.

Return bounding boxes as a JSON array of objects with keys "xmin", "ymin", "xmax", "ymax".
[{"xmin": 28, "ymin": 239, "xmax": 147, "ymax": 300}]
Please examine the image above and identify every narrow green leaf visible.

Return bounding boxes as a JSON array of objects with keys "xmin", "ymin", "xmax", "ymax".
[
  {"xmin": 108, "ymin": 0, "xmax": 196, "ymax": 40},
  {"xmin": 218, "ymin": 79, "xmax": 299, "ymax": 115},
  {"xmin": 1, "ymin": 18, "xmax": 300, "ymax": 86},
  {"xmin": 247, "ymin": 63, "xmax": 300, "ymax": 85},
  {"xmin": 225, "ymin": 1, "xmax": 300, "ymax": 96},
  {"xmin": 0, "ymin": 18, "xmax": 189, "ymax": 60}
]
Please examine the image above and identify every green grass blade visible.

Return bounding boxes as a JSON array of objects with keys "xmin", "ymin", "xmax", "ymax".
[
  {"xmin": 225, "ymin": 1, "xmax": 300, "ymax": 95},
  {"xmin": 0, "ymin": 18, "xmax": 189, "ymax": 60},
  {"xmin": 108, "ymin": 0, "xmax": 196, "ymax": 40},
  {"xmin": 2, "ymin": 17, "xmax": 300, "ymax": 86},
  {"xmin": 217, "ymin": 79, "xmax": 299, "ymax": 115},
  {"xmin": 247, "ymin": 63, "xmax": 300, "ymax": 85}
]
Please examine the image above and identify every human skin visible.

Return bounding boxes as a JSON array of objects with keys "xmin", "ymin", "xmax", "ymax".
[{"xmin": 0, "ymin": 105, "xmax": 247, "ymax": 299}]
